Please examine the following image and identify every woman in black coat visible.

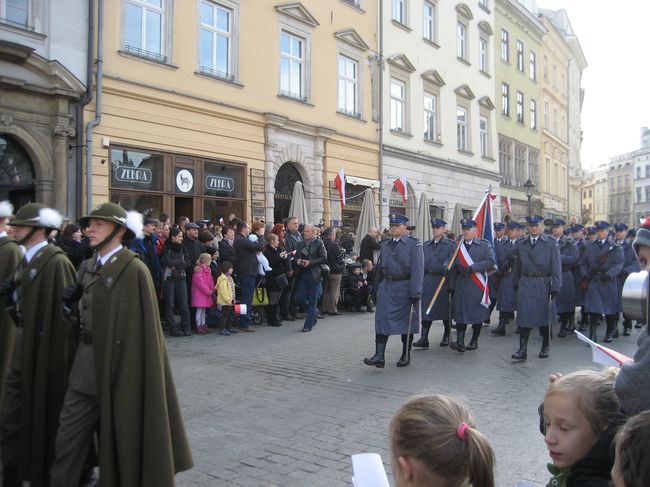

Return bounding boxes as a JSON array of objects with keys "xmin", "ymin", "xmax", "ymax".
[
  {"xmin": 58, "ymin": 224, "xmax": 91, "ymax": 269},
  {"xmin": 263, "ymin": 233, "xmax": 290, "ymax": 327},
  {"xmin": 160, "ymin": 227, "xmax": 192, "ymax": 336},
  {"xmin": 218, "ymin": 225, "xmax": 237, "ymax": 266}
]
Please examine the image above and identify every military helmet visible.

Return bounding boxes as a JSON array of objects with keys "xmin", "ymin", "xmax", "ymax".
[
  {"xmin": 79, "ymin": 202, "xmax": 143, "ymax": 240},
  {"xmin": 9, "ymin": 203, "xmax": 63, "ymax": 229}
]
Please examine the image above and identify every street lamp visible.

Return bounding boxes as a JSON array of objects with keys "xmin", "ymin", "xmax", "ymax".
[{"xmin": 523, "ymin": 179, "xmax": 535, "ymax": 217}]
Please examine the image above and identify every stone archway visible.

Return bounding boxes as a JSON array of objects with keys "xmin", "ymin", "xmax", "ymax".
[
  {"xmin": 274, "ymin": 162, "xmax": 303, "ymax": 224},
  {"xmin": 0, "ymin": 134, "xmax": 36, "ymax": 210}
]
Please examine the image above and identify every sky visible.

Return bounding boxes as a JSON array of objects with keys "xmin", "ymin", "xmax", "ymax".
[{"xmin": 536, "ymin": 0, "xmax": 650, "ymax": 170}]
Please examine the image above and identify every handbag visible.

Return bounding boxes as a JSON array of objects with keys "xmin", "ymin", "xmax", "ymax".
[
  {"xmin": 252, "ymin": 286, "xmax": 269, "ymax": 306},
  {"xmin": 275, "ymin": 273, "xmax": 289, "ymax": 289},
  {"xmin": 320, "ymin": 264, "xmax": 330, "ymax": 279}
]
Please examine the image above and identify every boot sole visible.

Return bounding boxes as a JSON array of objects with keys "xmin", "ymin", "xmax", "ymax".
[
  {"xmin": 511, "ymin": 355, "xmax": 527, "ymax": 361},
  {"xmin": 363, "ymin": 360, "xmax": 385, "ymax": 368}
]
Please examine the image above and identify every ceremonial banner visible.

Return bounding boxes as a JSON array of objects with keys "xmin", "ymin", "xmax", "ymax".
[
  {"xmin": 393, "ymin": 176, "xmax": 408, "ymax": 204},
  {"xmin": 473, "ymin": 191, "xmax": 497, "ymax": 242},
  {"xmin": 457, "ymin": 242, "xmax": 490, "ymax": 308},
  {"xmin": 334, "ymin": 168, "xmax": 346, "ymax": 208}
]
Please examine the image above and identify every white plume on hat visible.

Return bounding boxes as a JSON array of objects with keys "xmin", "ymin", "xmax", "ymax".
[
  {"xmin": 125, "ymin": 210, "xmax": 144, "ymax": 239},
  {"xmin": 0, "ymin": 200, "xmax": 13, "ymax": 219},
  {"xmin": 38, "ymin": 207, "xmax": 63, "ymax": 229}
]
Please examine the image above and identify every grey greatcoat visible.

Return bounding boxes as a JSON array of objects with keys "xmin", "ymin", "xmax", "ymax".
[
  {"xmin": 514, "ymin": 234, "xmax": 562, "ymax": 328},
  {"xmin": 451, "ymin": 238, "xmax": 496, "ymax": 324},
  {"xmin": 555, "ymin": 235, "xmax": 579, "ymax": 314},
  {"xmin": 420, "ymin": 237, "xmax": 456, "ymax": 321},
  {"xmin": 580, "ymin": 239, "xmax": 624, "ymax": 315},
  {"xmin": 496, "ymin": 238, "xmax": 518, "ymax": 313},
  {"xmin": 573, "ymin": 238, "xmax": 588, "ymax": 306},
  {"xmin": 375, "ymin": 235, "xmax": 424, "ymax": 336},
  {"xmin": 617, "ymin": 240, "xmax": 640, "ymax": 313}
]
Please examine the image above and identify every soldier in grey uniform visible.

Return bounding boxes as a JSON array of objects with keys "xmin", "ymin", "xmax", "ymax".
[
  {"xmin": 492, "ymin": 221, "xmax": 523, "ymax": 336},
  {"xmin": 570, "ymin": 224, "xmax": 588, "ymax": 331},
  {"xmin": 413, "ymin": 219, "xmax": 455, "ymax": 349},
  {"xmin": 548, "ymin": 218, "xmax": 579, "ymax": 338},
  {"xmin": 485, "ymin": 222, "xmax": 506, "ymax": 324},
  {"xmin": 613, "ymin": 223, "xmax": 640, "ymax": 336},
  {"xmin": 511, "ymin": 215, "xmax": 561, "ymax": 361},
  {"xmin": 363, "ymin": 214, "xmax": 424, "ymax": 368},
  {"xmin": 579, "ymin": 220, "xmax": 624, "ymax": 343},
  {"xmin": 449, "ymin": 219, "xmax": 496, "ymax": 352}
]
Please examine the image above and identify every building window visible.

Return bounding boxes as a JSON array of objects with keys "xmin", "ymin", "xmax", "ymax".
[
  {"xmin": 479, "ymin": 0, "xmax": 488, "ymax": 9},
  {"xmin": 1, "ymin": 0, "xmax": 28, "ymax": 27},
  {"xmin": 337, "ymin": 54, "xmax": 359, "ymax": 117},
  {"xmin": 390, "ymin": 78, "xmax": 406, "ymax": 132},
  {"xmin": 279, "ymin": 31, "xmax": 305, "ymax": 100},
  {"xmin": 638, "ymin": 187, "xmax": 643, "ymax": 202},
  {"xmin": 543, "ymin": 55, "xmax": 548, "ymax": 80},
  {"xmin": 501, "ymin": 83, "xmax": 509, "ymax": 116},
  {"xmin": 530, "ymin": 99, "xmax": 537, "ymax": 130},
  {"xmin": 501, "ymin": 29, "xmax": 509, "ymax": 62},
  {"xmin": 637, "ymin": 166, "xmax": 642, "ymax": 179},
  {"xmin": 423, "ymin": 92, "xmax": 436, "ymax": 141},
  {"xmin": 529, "ymin": 50, "xmax": 536, "ymax": 80},
  {"xmin": 457, "ymin": 22, "xmax": 467, "ymax": 61},
  {"xmin": 123, "ymin": 0, "xmax": 166, "ymax": 60},
  {"xmin": 392, "ymin": 0, "xmax": 406, "ymax": 24},
  {"xmin": 516, "ymin": 91, "xmax": 524, "ymax": 124},
  {"xmin": 479, "ymin": 37, "xmax": 488, "ymax": 73},
  {"xmin": 645, "ymin": 186, "xmax": 650, "ymax": 202},
  {"xmin": 553, "ymin": 108, "xmax": 558, "ymax": 134},
  {"xmin": 423, "ymin": 1, "xmax": 436, "ymax": 42},
  {"xmin": 479, "ymin": 116, "xmax": 488, "ymax": 158},
  {"xmin": 516, "ymin": 40, "xmax": 524, "ymax": 72},
  {"xmin": 543, "ymin": 102, "xmax": 549, "ymax": 129},
  {"xmin": 457, "ymin": 106, "xmax": 468, "ymax": 151},
  {"xmin": 199, "ymin": 1, "xmax": 233, "ymax": 80},
  {"xmin": 646, "ymin": 165, "xmax": 650, "ymax": 178}
]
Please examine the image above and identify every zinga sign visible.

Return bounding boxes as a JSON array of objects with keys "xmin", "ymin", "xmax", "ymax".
[{"xmin": 205, "ymin": 175, "xmax": 234, "ymax": 192}]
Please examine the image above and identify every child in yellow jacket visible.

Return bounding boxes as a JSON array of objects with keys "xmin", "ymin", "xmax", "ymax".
[{"xmin": 215, "ymin": 261, "xmax": 237, "ymax": 335}]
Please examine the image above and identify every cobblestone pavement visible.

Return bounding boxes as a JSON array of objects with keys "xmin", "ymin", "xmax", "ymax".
[{"xmin": 169, "ymin": 310, "xmax": 639, "ymax": 487}]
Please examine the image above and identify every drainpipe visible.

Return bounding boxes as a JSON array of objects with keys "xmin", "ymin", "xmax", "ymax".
[
  {"xmin": 378, "ymin": 0, "xmax": 384, "ymax": 229},
  {"xmin": 566, "ymin": 59, "xmax": 571, "ymax": 222},
  {"xmin": 85, "ymin": 0, "xmax": 103, "ymax": 213}
]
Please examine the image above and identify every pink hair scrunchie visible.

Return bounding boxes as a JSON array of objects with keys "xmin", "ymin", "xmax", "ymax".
[{"xmin": 456, "ymin": 422, "xmax": 470, "ymax": 440}]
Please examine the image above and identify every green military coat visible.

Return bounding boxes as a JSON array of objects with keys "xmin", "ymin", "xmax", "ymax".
[
  {"xmin": 0, "ymin": 235, "xmax": 21, "ymax": 408},
  {"xmin": 82, "ymin": 248, "xmax": 193, "ymax": 486},
  {"xmin": 11, "ymin": 244, "xmax": 76, "ymax": 486}
]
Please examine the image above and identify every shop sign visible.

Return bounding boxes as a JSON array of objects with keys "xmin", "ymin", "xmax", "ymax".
[
  {"xmin": 205, "ymin": 175, "xmax": 235, "ymax": 192},
  {"xmin": 114, "ymin": 166, "xmax": 153, "ymax": 185},
  {"xmin": 175, "ymin": 168, "xmax": 195, "ymax": 194}
]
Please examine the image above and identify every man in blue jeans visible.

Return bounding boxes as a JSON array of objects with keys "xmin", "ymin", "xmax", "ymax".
[
  {"xmin": 233, "ymin": 219, "xmax": 264, "ymax": 331},
  {"xmin": 295, "ymin": 225, "xmax": 328, "ymax": 332}
]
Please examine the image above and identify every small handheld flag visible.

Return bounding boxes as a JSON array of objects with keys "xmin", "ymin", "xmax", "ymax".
[{"xmin": 575, "ymin": 331, "xmax": 632, "ymax": 367}]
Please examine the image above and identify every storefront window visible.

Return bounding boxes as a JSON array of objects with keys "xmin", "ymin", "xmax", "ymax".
[
  {"xmin": 203, "ymin": 199, "xmax": 245, "ymax": 223},
  {"xmin": 203, "ymin": 162, "xmax": 245, "ymax": 198},
  {"xmin": 111, "ymin": 149, "xmax": 164, "ymax": 191},
  {"xmin": 110, "ymin": 191, "xmax": 163, "ymax": 218}
]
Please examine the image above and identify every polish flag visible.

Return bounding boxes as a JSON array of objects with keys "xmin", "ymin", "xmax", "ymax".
[
  {"xmin": 393, "ymin": 176, "xmax": 408, "ymax": 203},
  {"xmin": 334, "ymin": 168, "xmax": 346, "ymax": 208},
  {"xmin": 575, "ymin": 331, "xmax": 632, "ymax": 367},
  {"xmin": 503, "ymin": 196, "xmax": 512, "ymax": 215}
]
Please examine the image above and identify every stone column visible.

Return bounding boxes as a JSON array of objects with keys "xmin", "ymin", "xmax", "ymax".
[{"xmin": 53, "ymin": 124, "xmax": 75, "ymax": 215}]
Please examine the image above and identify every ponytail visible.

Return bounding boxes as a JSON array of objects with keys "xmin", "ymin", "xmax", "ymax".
[{"xmin": 465, "ymin": 427, "xmax": 496, "ymax": 487}]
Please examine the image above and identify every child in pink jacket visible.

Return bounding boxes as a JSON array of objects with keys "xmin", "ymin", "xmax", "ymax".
[{"xmin": 191, "ymin": 253, "xmax": 215, "ymax": 334}]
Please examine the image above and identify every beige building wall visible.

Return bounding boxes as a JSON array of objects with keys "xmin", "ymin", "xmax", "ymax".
[
  {"xmin": 86, "ymin": 0, "xmax": 379, "ymax": 225},
  {"xmin": 538, "ymin": 15, "xmax": 571, "ymax": 219}
]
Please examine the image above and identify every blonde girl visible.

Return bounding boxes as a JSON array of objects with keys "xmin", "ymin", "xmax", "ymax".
[
  {"xmin": 389, "ymin": 394, "xmax": 495, "ymax": 487},
  {"xmin": 542, "ymin": 368, "xmax": 624, "ymax": 487},
  {"xmin": 191, "ymin": 253, "xmax": 215, "ymax": 334}
]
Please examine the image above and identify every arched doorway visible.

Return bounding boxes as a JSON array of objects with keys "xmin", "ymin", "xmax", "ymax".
[
  {"xmin": 0, "ymin": 135, "xmax": 35, "ymax": 211},
  {"xmin": 274, "ymin": 162, "xmax": 302, "ymax": 224}
]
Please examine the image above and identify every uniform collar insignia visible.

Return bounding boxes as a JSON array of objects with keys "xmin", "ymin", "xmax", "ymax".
[{"xmin": 28, "ymin": 268, "xmax": 37, "ymax": 281}]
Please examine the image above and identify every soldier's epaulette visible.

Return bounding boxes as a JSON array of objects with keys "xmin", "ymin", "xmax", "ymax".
[{"xmin": 407, "ymin": 235, "xmax": 423, "ymax": 245}]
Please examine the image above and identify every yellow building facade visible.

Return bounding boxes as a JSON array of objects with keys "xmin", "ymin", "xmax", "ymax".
[{"xmin": 86, "ymin": 1, "xmax": 379, "ymax": 226}]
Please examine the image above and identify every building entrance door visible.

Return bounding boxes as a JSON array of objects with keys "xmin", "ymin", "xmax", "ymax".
[
  {"xmin": 175, "ymin": 197, "xmax": 193, "ymax": 223},
  {"xmin": 0, "ymin": 135, "xmax": 35, "ymax": 211},
  {"xmin": 274, "ymin": 163, "xmax": 302, "ymax": 224}
]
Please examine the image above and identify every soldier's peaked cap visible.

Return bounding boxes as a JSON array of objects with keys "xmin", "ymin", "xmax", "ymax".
[
  {"xmin": 9, "ymin": 203, "xmax": 63, "ymax": 230},
  {"xmin": 614, "ymin": 222, "xmax": 628, "ymax": 231},
  {"xmin": 525, "ymin": 215, "xmax": 544, "ymax": 225},
  {"xmin": 460, "ymin": 218, "xmax": 477, "ymax": 228},
  {"xmin": 493, "ymin": 222, "xmax": 505, "ymax": 230},
  {"xmin": 389, "ymin": 214, "xmax": 409, "ymax": 225},
  {"xmin": 572, "ymin": 224, "xmax": 584, "ymax": 232},
  {"xmin": 594, "ymin": 221, "xmax": 611, "ymax": 230},
  {"xmin": 79, "ymin": 202, "xmax": 143, "ymax": 240},
  {"xmin": 430, "ymin": 218, "xmax": 447, "ymax": 227},
  {"xmin": 506, "ymin": 221, "xmax": 523, "ymax": 230}
]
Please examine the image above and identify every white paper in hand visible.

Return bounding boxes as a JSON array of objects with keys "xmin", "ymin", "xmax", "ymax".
[{"xmin": 351, "ymin": 453, "xmax": 389, "ymax": 487}]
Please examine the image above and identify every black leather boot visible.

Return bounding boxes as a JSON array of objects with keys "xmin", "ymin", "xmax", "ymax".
[
  {"xmin": 623, "ymin": 318, "xmax": 632, "ymax": 336},
  {"xmin": 491, "ymin": 314, "xmax": 507, "ymax": 336},
  {"xmin": 466, "ymin": 324, "xmax": 481, "ymax": 350},
  {"xmin": 397, "ymin": 334, "xmax": 413, "ymax": 367},
  {"xmin": 611, "ymin": 314, "xmax": 620, "ymax": 339},
  {"xmin": 440, "ymin": 320, "xmax": 451, "ymax": 346},
  {"xmin": 363, "ymin": 336, "xmax": 387, "ymax": 368},
  {"xmin": 567, "ymin": 314, "xmax": 575, "ymax": 334},
  {"xmin": 450, "ymin": 325, "xmax": 466, "ymax": 352},
  {"xmin": 604, "ymin": 315, "xmax": 616, "ymax": 343},
  {"xmin": 577, "ymin": 309, "xmax": 587, "ymax": 331},
  {"xmin": 413, "ymin": 321, "xmax": 431, "ymax": 348},
  {"xmin": 558, "ymin": 314, "xmax": 568, "ymax": 338},
  {"xmin": 539, "ymin": 326, "xmax": 550, "ymax": 358},
  {"xmin": 589, "ymin": 314, "xmax": 599, "ymax": 343},
  {"xmin": 512, "ymin": 328, "xmax": 530, "ymax": 361},
  {"xmin": 266, "ymin": 305, "xmax": 282, "ymax": 327}
]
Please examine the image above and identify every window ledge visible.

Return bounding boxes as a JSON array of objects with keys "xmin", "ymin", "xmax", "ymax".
[
  {"xmin": 478, "ymin": 4, "xmax": 491, "ymax": 14},
  {"xmin": 194, "ymin": 70, "xmax": 244, "ymax": 88},
  {"xmin": 390, "ymin": 129, "xmax": 413, "ymax": 139},
  {"xmin": 424, "ymin": 138, "xmax": 443, "ymax": 148},
  {"xmin": 118, "ymin": 50, "xmax": 178, "ymax": 70},
  {"xmin": 391, "ymin": 20, "xmax": 412, "ymax": 33},
  {"xmin": 423, "ymin": 38, "xmax": 440, "ymax": 49},
  {"xmin": 501, "ymin": 60, "xmax": 511, "ymax": 66},
  {"xmin": 517, "ymin": 120, "xmax": 526, "ymax": 127},
  {"xmin": 457, "ymin": 57, "xmax": 471, "ymax": 67},
  {"xmin": 0, "ymin": 20, "xmax": 46, "ymax": 40},
  {"xmin": 482, "ymin": 156, "xmax": 496, "ymax": 162},
  {"xmin": 277, "ymin": 93, "xmax": 314, "ymax": 107},
  {"xmin": 339, "ymin": 0, "xmax": 366, "ymax": 14},
  {"xmin": 336, "ymin": 110, "xmax": 366, "ymax": 122},
  {"xmin": 480, "ymin": 70, "xmax": 491, "ymax": 79},
  {"xmin": 458, "ymin": 149, "xmax": 474, "ymax": 156}
]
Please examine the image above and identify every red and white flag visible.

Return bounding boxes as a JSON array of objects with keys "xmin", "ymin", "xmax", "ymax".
[
  {"xmin": 457, "ymin": 242, "xmax": 490, "ymax": 308},
  {"xmin": 393, "ymin": 176, "xmax": 408, "ymax": 204},
  {"xmin": 334, "ymin": 168, "xmax": 346, "ymax": 208},
  {"xmin": 575, "ymin": 331, "xmax": 632, "ymax": 367},
  {"xmin": 502, "ymin": 196, "xmax": 512, "ymax": 215}
]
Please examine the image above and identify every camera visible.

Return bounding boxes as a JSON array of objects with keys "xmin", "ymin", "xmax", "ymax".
[{"xmin": 622, "ymin": 270, "xmax": 649, "ymax": 323}]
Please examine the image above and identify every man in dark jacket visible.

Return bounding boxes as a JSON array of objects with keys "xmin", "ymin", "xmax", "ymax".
[
  {"xmin": 283, "ymin": 216, "xmax": 303, "ymax": 319},
  {"xmin": 233, "ymin": 219, "xmax": 264, "ymax": 331},
  {"xmin": 129, "ymin": 217, "xmax": 160, "ymax": 292},
  {"xmin": 359, "ymin": 227, "xmax": 381, "ymax": 263},
  {"xmin": 294, "ymin": 225, "xmax": 327, "ymax": 332},
  {"xmin": 322, "ymin": 227, "xmax": 345, "ymax": 316}
]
